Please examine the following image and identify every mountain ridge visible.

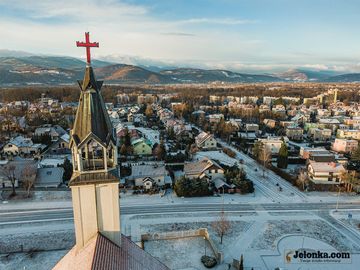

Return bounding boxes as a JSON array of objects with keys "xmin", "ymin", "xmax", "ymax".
[{"xmin": 0, "ymin": 54, "xmax": 358, "ymax": 86}]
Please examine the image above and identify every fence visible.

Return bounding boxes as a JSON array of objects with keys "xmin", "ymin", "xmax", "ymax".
[{"xmin": 141, "ymin": 228, "xmax": 223, "ymax": 262}]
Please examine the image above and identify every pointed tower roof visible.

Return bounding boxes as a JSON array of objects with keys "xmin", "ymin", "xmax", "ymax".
[{"xmin": 71, "ymin": 66, "xmax": 115, "ymax": 147}]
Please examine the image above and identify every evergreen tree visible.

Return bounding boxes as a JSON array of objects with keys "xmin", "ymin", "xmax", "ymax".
[
  {"xmin": 124, "ymin": 128, "xmax": 131, "ymax": 147},
  {"xmin": 61, "ymin": 157, "xmax": 73, "ymax": 182},
  {"xmin": 174, "ymin": 176, "xmax": 212, "ymax": 197},
  {"xmin": 120, "ymin": 144, "xmax": 128, "ymax": 156},
  {"xmin": 154, "ymin": 140, "xmax": 166, "ymax": 160},
  {"xmin": 277, "ymin": 140, "xmax": 288, "ymax": 169},
  {"xmin": 252, "ymin": 141, "xmax": 263, "ymax": 159}
]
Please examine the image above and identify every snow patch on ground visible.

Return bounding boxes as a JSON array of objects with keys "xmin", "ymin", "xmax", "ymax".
[
  {"xmin": 145, "ymin": 237, "xmax": 215, "ymax": 270},
  {"xmin": 250, "ymin": 220, "xmax": 360, "ymax": 252},
  {"xmin": 0, "ymin": 250, "xmax": 68, "ymax": 270}
]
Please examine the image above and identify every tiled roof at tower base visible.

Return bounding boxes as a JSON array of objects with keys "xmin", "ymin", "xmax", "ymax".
[{"xmin": 53, "ymin": 233, "xmax": 170, "ymax": 270}]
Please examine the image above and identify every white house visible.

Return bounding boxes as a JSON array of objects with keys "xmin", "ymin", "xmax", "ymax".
[
  {"xmin": 195, "ymin": 132, "xmax": 217, "ymax": 150},
  {"xmin": 258, "ymin": 136, "xmax": 288, "ymax": 155},
  {"xmin": 127, "ymin": 163, "xmax": 169, "ymax": 189},
  {"xmin": 184, "ymin": 158, "xmax": 224, "ymax": 181},
  {"xmin": 307, "ymin": 160, "xmax": 345, "ymax": 184},
  {"xmin": 3, "ymin": 136, "xmax": 46, "ymax": 156}
]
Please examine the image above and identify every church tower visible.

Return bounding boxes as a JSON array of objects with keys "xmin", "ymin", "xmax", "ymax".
[
  {"xmin": 54, "ymin": 32, "xmax": 169, "ymax": 270},
  {"xmin": 69, "ymin": 32, "xmax": 120, "ymax": 250}
]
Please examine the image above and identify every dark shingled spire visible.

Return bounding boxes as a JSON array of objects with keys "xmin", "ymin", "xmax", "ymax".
[{"xmin": 71, "ymin": 66, "xmax": 115, "ymax": 147}]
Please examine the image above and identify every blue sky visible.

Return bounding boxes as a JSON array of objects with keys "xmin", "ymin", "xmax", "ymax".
[{"xmin": 0, "ymin": 0, "xmax": 360, "ymax": 72}]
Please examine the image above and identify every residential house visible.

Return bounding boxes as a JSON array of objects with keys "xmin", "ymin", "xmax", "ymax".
[
  {"xmin": 336, "ymin": 129, "xmax": 360, "ymax": 140},
  {"xmin": 317, "ymin": 109, "xmax": 331, "ymax": 117},
  {"xmin": 131, "ymin": 138, "xmax": 153, "ymax": 156},
  {"xmin": 35, "ymin": 167, "xmax": 64, "ymax": 188},
  {"xmin": 332, "ymin": 138, "xmax": 358, "ymax": 153},
  {"xmin": 272, "ymin": 105, "xmax": 286, "ymax": 116},
  {"xmin": 135, "ymin": 127, "xmax": 160, "ymax": 147},
  {"xmin": 127, "ymin": 163, "xmax": 169, "ymax": 189},
  {"xmin": 209, "ymin": 95, "xmax": 221, "ymax": 103},
  {"xmin": 195, "ymin": 132, "xmax": 217, "ymax": 150},
  {"xmin": 245, "ymin": 124, "xmax": 259, "ymax": 133},
  {"xmin": 280, "ymin": 121, "xmax": 297, "ymax": 128},
  {"xmin": 127, "ymin": 113, "xmax": 144, "ymax": 125},
  {"xmin": 184, "ymin": 158, "xmax": 224, "ymax": 181},
  {"xmin": 42, "ymin": 133, "xmax": 71, "ymax": 157},
  {"xmin": 263, "ymin": 119, "xmax": 276, "ymax": 129},
  {"xmin": 307, "ymin": 160, "xmax": 345, "ymax": 184},
  {"xmin": 137, "ymin": 94, "xmax": 157, "ymax": 104},
  {"xmin": 207, "ymin": 114, "xmax": 224, "ymax": 124},
  {"xmin": 259, "ymin": 105, "xmax": 270, "ymax": 113},
  {"xmin": 318, "ymin": 118, "xmax": 340, "ymax": 131},
  {"xmin": 258, "ymin": 137, "xmax": 288, "ymax": 155},
  {"xmin": 3, "ymin": 136, "xmax": 45, "ymax": 156},
  {"xmin": 34, "ymin": 125, "xmax": 67, "ymax": 142},
  {"xmin": 286, "ymin": 127, "xmax": 303, "ymax": 141},
  {"xmin": 308, "ymin": 128, "xmax": 332, "ymax": 142},
  {"xmin": 300, "ymin": 147, "xmax": 330, "ymax": 160}
]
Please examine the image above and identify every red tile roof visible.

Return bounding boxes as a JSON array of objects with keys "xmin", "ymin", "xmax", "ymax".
[{"xmin": 53, "ymin": 233, "xmax": 169, "ymax": 270}]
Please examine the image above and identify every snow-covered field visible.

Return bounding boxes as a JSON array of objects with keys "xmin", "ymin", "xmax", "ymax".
[
  {"xmin": 0, "ymin": 250, "xmax": 68, "ymax": 270},
  {"xmin": 145, "ymin": 237, "xmax": 216, "ymax": 270},
  {"xmin": 123, "ymin": 207, "xmax": 360, "ymax": 270},
  {"xmin": 250, "ymin": 219, "xmax": 359, "ymax": 251}
]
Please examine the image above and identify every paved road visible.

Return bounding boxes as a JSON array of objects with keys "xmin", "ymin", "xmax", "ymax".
[
  {"xmin": 1, "ymin": 202, "xmax": 360, "ymax": 226},
  {"xmin": 217, "ymin": 138, "xmax": 308, "ymax": 203},
  {"xmin": 192, "ymin": 123, "xmax": 308, "ymax": 203}
]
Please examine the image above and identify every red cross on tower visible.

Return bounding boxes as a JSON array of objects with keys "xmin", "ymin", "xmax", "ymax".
[{"xmin": 76, "ymin": 32, "xmax": 99, "ymax": 64}]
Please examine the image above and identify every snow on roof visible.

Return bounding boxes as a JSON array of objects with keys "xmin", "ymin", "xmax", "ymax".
[
  {"xmin": 7, "ymin": 136, "xmax": 33, "ymax": 147},
  {"xmin": 39, "ymin": 158, "xmax": 65, "ymax": 168},
  {"xmin": 319, "ymin": 118, "xmax": 340, "ymax": 124},
  {"xmin": 60, "ymin": 133, "xmax": 70, "ymax": 143},
  {"xmin": 135, "ymin": 127, "xmax": 160, "ymax": 146},
  {"xmin": 184, "ymin": 158, "xmax": 222, "ymax": 176},
  {"xmin": 308, "ymin": 160, "xmax": 345, "ymax": 173},
  {"xmin": 194, "ymin": 151, "xmax": 238, "ymax": 167},
  {"xmin": 35, "ymin": 167, "xmax": 64, "ymax": 188},
  {"xmin": 195, "ymin": 132, "xmax": 214, "ymax": 145},
  {"xmin": 130, "ymin": 164, "xmax": 166, "ymax": 179}
]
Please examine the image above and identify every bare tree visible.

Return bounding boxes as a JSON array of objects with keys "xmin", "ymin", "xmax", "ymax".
[
  {"xmin": 21, "ymin": 165, "xmax": 37, "ymax": 198},
  {"xmin": 297, "ymin": 170, "xmax": 308, "ymax": 191},
  {"xmin": 212, "ymin": 210, "xmax": 231, "ymax": 244},
  {"xmin": 258, "ymin": 146, "xmax": 271, "ymax": 177},
  {"xmin": 1, "ymin": 164, "xmax": 17, "ymax": 196}
]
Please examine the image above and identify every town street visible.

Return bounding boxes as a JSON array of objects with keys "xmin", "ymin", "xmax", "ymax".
[{"xmin": 1, "ymin": 201, "xmax": 360, "ymax": 225}]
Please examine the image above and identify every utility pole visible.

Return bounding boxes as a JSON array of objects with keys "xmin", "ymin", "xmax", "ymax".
[{"xmin": 336, "ymin": 184, "xmax": 341, "ymax": 212}]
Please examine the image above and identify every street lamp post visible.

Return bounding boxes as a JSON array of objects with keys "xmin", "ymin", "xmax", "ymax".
[
  {"xmin": 204, "ymin": 236, "xmax": 207, "ymax": 256},
  {"xmin": 336, "ymin": 184, "xmax": 341, "ymax": 212}
]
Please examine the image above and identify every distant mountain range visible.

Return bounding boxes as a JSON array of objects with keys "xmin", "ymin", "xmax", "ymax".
[{"xmin": 0, "ymin": 53, "xmax": 360, "ymax": 86}]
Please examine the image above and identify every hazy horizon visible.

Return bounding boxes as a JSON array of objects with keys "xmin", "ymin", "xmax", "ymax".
[{"xmin": 1, "ymin": 0, "xmax": 360, "ymax": 73}]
